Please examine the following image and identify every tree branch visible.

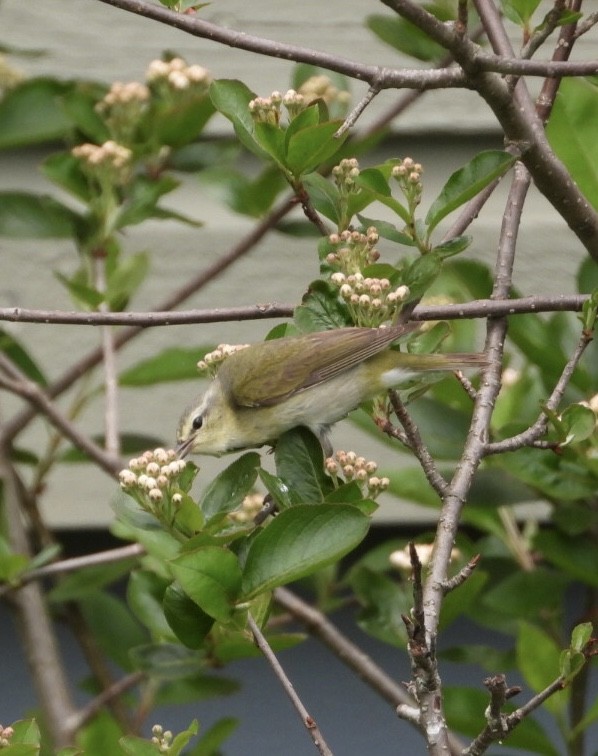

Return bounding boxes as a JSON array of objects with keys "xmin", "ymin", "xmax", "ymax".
[
  {"xmin": 381, "ymin": 0, "xmax": 598, "ymax": 260},
  {"xmin": 0, "ymin": 295, "xmax": 586, "ymax": 327},
  {"xmin": 247, "ymin": 612, "xmax": 334, "ymax": 756},
  {"xmin": 95, "ymin": 0, "xmax": 465, "ymax": 90}
]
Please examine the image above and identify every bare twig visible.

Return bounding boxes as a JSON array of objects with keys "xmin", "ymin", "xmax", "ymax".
[
  {"xmin": 441, "ymin": 554, "xmax": 481, "ymax": 594},
  {"xmin": 484, "ymin": 325, "xmax": 593, "ymax": 455},
  {"xmin": 388, "ymin": 391, "xmax": 449, "ymax": 499},
  {"xmin": 0, "ymin": 295, "xmax": 587, "ymax": 327},
  {"xmin": 0, "ymin": 354, "xmax": 122, "ymax": 477},
  {"xmin": 65, "ymin": 671, "xmax": 145, "ymax": 736},
  {"xmin": 335, "ymin": 82, "xmax": 382, "ymax": 137},
  {"xmin": 246, "ymin": 612, "xmax": 333, "ymax": 756},
  {"xmin": 0, "ymin": 543, "xmax": 145, "ymax": 598}
]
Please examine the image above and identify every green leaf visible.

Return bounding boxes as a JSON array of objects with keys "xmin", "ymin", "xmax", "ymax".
[
  {"xmin": 517, "ymin": 621, "xmax": 567, "ymax": 716},
  {"xmin": 0, "ymin": 329, "xmax": 47, "ymax": 386},
  {"xmin": 294, "ymin": 279, "xmax": 351, "ymax": 332},
  {"xmin": 118, "ymin": 736, "xmax": 159, "ymax": 756},
  {"xmin": 355, "ymin": 168, "xmax": 410, "ymax": 223},
  {"xmin": 42, "ymin": 152, "xmax": 91, "ymax": 202},
  {"xmin": 483, "ymin": 568, "xmax": 567, "ymax": 622},
  {"xmin": 501, "ymin": 0, "xmax": 542, "ymax": 26},
  {"xmin": 126, "ymin": 570, "xmax": 173, "ymax": 640},
  {"xmin": 170, "ymin": 546, "xmax": 242, "ymax": 621},
  {"xmin": 0, "ymin": 78, "xmax": 73, "ymax": 149},
  {"xmin": 120, "ymin": 346, "xmax": 211, "ymax": 386},
  {"xmin": 349, "ymin": 566, "xmax": 411, "ymax": 646},
  {"xmin": 425, "ymin": 151, "xmax": 515, "ymax": 234},
  {"xmin": 61, "ymin": 82, "xmax": 110, "ymax": 143},
  {"xmin": 201, "ymin": 452, "xmax": 261, "ymax": 519},
  {"xmin": 440, "ymin": 570, "xmax": 488, "ymax": 630},
  {"xmin": 48, "ymin": 558, "xmax": 140, "ymax": 603},
  {"xmin": 105, "ymin": 252, "xmax": 150, "ymax": 311},
  {"xmin": 558, "ymin": 403, "xmax": 596, "ymax": 446},
  {"xmin": 150, "ymin": 94, "xmax": 215, "ymax": 148},
  {"xmin": 571, "ymin": 621, "xmax": 593, "ymax": 653},
  {"xmin": 168, "ymin": 719, "xmax": 199, "ymax": 756},
  {"xmin": 357, "ymin": 214, "xmax": 415, "ymax": 246},
  {"xmin": 258, "ymin": 468, "xmax": 295, "ymax": 510},
  {"xmin": 188, "ymin": 718, "xmax": 238, "ymax": 756},
  {"xmin": 274, "ymin": 428, "xmax": 333, "ymax": 504},
  {"xmin": 253, "ymin": 122, "xmax": 287, "ymax": 168},
  {"xmin": 0, "ymin": 192, "xmax": 80, "ymax": 238},
  {"xmin": 129, "ymin": 643, "xmax": 203, "ymax": 680},
  {"xmin": 534, "ymin": 529, "xmax": 598, "ymax": 587},
  {"xmin": 302, "ymin": 172, "xmax": 342, "ymax": 224},
  {"xmin": 366, "ymin": 13, "xmax": 446, "ymax": 62},
  {"xmin": 547, "ymin": 78, "xmax": 598, "ymax": 211},
  {"xmin": 163, "ymin": 582, "xmax": 214, "ymax": 648},
  {"xmin": 78, "ymin": 592, "xmax": 147, "ymax": 670},
  {"xmin": 242, "ymin": 503, "xmax": 370, "ymax": 598},
  {"xmin": 286, "ymin": 120, "xmax": 347, "ymax": 177},
  {"xmin": 209, "ymin": 79, "xmax": 266, "ymax": 158}
]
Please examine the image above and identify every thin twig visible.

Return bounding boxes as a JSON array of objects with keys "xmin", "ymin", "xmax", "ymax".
[
  {"xmin": 441, "ymin": 554, "xmax": 481, "ymax": 594},
  {"xmin": 65, "ymin": 671, "xmax": 145, "ymax": 736},
  {"xmin": 484, "ymin": 325, "xmax": 593, "ymax": 455},
  {"xmin": 335, "ymin": 82, "xmax": 382, "ymax": 137},
  {"xmin": 388, "ymin": 391, "xmax": 449, "ymax": 499},
  {"xmin": 273, "ymin": 588, "xmax": 464, "ymax": 755},
  {"xmin": 246, "ymin": 612, "xmax": 333, "ymax": 756},
  {"xmin": 0, "ymin": 354, "xmax": 122, "ymax": 477},
  {"xmin": 0, "ymin": 543, "xmax": 145, "ymax": 597}
]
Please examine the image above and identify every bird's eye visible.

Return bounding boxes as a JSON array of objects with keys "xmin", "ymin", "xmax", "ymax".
[{"xmin": 192, "ymin": 415, "xmax": 203, "ymax": 431}]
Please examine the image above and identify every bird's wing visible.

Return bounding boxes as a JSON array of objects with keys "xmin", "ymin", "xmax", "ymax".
[{"xmin": 218, "ymin": 323, "xmax": 419, "ymax": 408}]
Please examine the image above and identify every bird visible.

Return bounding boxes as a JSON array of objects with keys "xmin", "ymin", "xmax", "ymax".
[{"xmin": 176, "ymin": 323, "xmax": 486, "ymax": 457}]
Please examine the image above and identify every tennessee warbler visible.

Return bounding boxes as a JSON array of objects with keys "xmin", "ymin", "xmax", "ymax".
[{"xmin": 177, "ymin": 324, "xmax": 486, "ymax": 457}]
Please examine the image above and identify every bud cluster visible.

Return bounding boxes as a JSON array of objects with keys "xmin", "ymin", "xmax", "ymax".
[
  {"xmin": 197, "ymin": 343, "xmax": 250, "ymax": 377},
  {"xmin": 146, "ymin": 57, "xmax": 212, "ymax": 93},
  {"xmin": 332, "ymin": 271, "xmax": 410, "ymax": 328},
  {"xmin": 391, "ymin": 157, "xmax": 424, "ymax": 211},
  {"xmin": 325, "ymin": 450, "xmax": 390, "ymax": 499},
  {"xmin": 0, "ymin": 725, "xmax": 14, "ymax": 748},
  {"xmin": 325, "ymin": 227, "xmax": 379, "ymax": 274},
  {"xmin": 151, "ymin": 724, "xmax": 173, "ymax": 753},
  {"xmin": 119, "ymin": 448, "xmax": 186, "ymax": 511},
  {"xmin": 248, "ymin": 92, "xmax": 284, "ymax": 125},
  {"xmin": 332, "ymin": 158, "xmax": 361, "ymax": 195},
  {"xmin": 72, "ymin": 141, "xmax": 133, "ymax": 186},
  {"xmin": 96, "ymin": 81, "xmax": 150, "ymax": 144},
  {"xmin": 298, "ymin": 74, "xmax": 351, "ymax": 110},
  {"xmin": 228, "ymin": 492, "xmax": 265, "ymax": 524}
]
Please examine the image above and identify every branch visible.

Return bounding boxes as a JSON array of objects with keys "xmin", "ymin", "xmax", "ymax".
[
  {"xmin": 65, "ymin": 671, "xmax": 145, "ymax": 736},
  {"xmin": 388, "ymin": 391, "xmax": 449, "ymax": 499},
  {"xmin": 0, "ymin": 354, "xmax": 122, "ymax": 477},
  {"xmin": 0, "ymin": 444, "xmax": 77, "ymax": 748},
  {"xmin": 381, "ymin": 0, "xmax": 598, "ymax": 260},
  {"xmin": 0, "ymin": 544, "xmax": 144, "ymax": 598},
  {"xmin": 484, "ymin": 324, "xmax": 594, "ymax": 455},
  {"xmin": 96, "ymin": 0, "xmax": 465, "ymax": 90},
  {"xmin": 0, "ymin": 295, "xmax": 586, "ymax": 327},
  {"xmin": 246, "ymin": 612, "xmax": 334, "ymax": 756}
]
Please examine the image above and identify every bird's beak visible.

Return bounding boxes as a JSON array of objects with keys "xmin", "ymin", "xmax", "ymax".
[{"xmin": 176, "ymin": 436, "xmax": 194, "ymax": 459}]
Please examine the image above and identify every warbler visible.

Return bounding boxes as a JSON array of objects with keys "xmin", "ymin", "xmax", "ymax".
[{"xmin": 176, "ymin": 324, "xmax": 486, "ymax": 457}]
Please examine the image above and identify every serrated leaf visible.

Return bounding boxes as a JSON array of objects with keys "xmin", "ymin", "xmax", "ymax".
[
  {"xmin": 425, "ymin": 151, "xmax": 515, "ymax": 234},
  {"xmin": 209, "ymin": 79, "xmax": 267, "ymax": 158},
  {"xmin": 170, "ymin": 546, "xmax": 242, "ymax": 621},
  {"xmin": 242, "ymin": 503, "xmax": 370, "ymax": 598},
  {"xmin": 294, "ymin": 279, "xmax": 351, "ymax": 332},
  {"xmin": 201, "ymin": 452, "xmax": 261, "ymax": 519}
]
